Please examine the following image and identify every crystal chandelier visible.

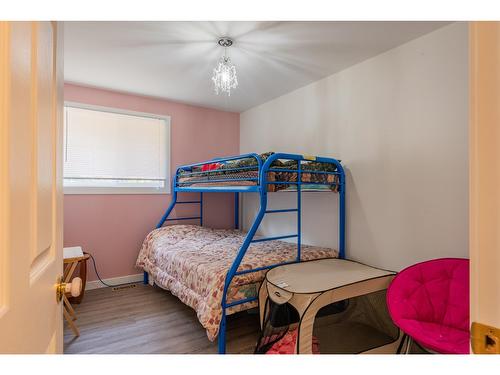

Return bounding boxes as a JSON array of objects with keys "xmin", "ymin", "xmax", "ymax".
[{"xmin": 212, "ymin": 37, "xmax": 238, "ymax": 96}]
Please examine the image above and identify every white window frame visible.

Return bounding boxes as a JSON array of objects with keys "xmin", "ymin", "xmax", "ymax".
[{"xmin": 63, "ymin": 102, "xmax": 171, "ymax": 195}]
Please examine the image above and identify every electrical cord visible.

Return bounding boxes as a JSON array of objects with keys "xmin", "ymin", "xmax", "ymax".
[{"xmin": 87, "ymin": 252, "xmax": 141, "ymax": 288}]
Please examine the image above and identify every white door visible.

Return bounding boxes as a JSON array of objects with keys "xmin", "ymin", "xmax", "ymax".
[
  {"xmin": 0, "ymin": 21, "xmax": 64, "ymax": 353},
  {"xmin": 469, "ymin": 21, "xmax": 500, "ymax": 354}
]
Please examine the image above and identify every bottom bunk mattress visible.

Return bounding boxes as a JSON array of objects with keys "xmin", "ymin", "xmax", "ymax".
[{"xmin": 136, "ymin": 224, "xmax": 338, "ymax": 341}]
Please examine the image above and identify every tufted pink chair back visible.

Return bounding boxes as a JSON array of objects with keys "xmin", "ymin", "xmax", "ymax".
[{"xmin": 387, "ymin": 258, "xmax": 470, "ymax": 354}]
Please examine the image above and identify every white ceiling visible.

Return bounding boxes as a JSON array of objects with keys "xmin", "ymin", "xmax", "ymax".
[{"xmin": 64, "ymin": 21, "xmax": 450, "ymax": 113}]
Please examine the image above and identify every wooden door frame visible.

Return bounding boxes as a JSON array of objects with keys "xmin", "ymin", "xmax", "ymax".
[{"xmin": 469, "ymin": 21, "xmax": 500, "ymax": 354}]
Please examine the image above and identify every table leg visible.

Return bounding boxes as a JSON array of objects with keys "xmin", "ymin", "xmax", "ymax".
[
  {"xmin": 293, "ymin": 293, "xmax": 325, "ymax": 354},
  {"xmin": 296, "ymin": 316, "xmax": 314, "ymax": 354},
  {"xmin": 258, "ymin": 283, "xmax": 269, "ymax": 330}
]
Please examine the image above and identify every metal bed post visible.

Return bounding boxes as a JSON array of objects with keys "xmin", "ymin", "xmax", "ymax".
[
  {"xmin": 200, "ymin": 192, "xmax": 204, "ymax": 226},
  {"xmin": 234, "ymin": 192, "xmax": 239, "ymax": 229},
  {"xmin": 297, "ymin": 160, "xmax": 302, "ymax": 262},
  {"xmin": 337, "ymin": 164, "xmax": 346, "ymax": 259}
]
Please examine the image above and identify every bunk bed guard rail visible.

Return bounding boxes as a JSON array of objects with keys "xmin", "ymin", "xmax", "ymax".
[{"xmin": 147, "ymin": 152, "xmax": 346, "ymax": 354}]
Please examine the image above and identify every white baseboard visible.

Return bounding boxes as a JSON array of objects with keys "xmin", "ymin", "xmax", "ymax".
[{"xmin": 85, "ymin": 273, "xmax": 144, "ymax": 290}]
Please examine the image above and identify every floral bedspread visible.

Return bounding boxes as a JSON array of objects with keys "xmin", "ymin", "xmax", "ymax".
[{"xmin": 136, "ymin": 224, "xmax": 338, "ymax": 341}]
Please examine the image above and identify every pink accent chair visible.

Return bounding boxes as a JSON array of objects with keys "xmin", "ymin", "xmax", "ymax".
[{"xmin": 387, "ymin": 258, "xmax": 470, "ymax": 354}]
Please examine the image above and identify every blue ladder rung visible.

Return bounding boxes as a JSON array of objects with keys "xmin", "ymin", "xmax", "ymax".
[
  {"xmin": 234, "ymin": 260, "xmax": 297, "ymax": 276},
  {"xmin": 265, "ymin": 208, "xmax": 298, "ymax": 214},
  {"xmin": 250, "ymin": 234, "xmax": 298, "ymax": 243},
  {"xmin": 165, "ymin": 216, "xmax": 201, "ymax": 221}
]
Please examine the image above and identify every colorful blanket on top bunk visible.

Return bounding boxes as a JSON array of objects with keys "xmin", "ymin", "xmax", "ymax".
[
  {"xmin": 136, "ymin": 225, "xmax": 338, "ymax": 341},
  {"xmin": 177, "ymin": 152, "xmax": 340, "ymax": 192}
]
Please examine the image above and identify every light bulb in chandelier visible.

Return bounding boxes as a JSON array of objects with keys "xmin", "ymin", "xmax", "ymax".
[{"xmin": 212, "ymin": 38, "xmax": 238, "ymax": 96}]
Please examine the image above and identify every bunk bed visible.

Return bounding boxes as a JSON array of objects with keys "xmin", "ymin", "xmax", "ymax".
[{"xmin": 136, "ymin": 152, "xmax": 346, "ymax": 354}]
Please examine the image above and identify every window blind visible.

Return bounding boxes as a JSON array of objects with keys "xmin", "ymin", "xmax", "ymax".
[{"xmin": 63, "ymin": 105, "xmax": 169, "ymax": 191}]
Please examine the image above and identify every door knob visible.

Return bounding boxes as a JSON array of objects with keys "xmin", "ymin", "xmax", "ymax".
[{"xmin": 56, "ymin": 276, "xmax": 82, "ymax": 302}]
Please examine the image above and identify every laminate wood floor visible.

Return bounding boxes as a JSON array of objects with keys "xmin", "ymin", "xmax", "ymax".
[{"xmin": 63, "ymin": 284, "xmax": 261, "ymax": 354}]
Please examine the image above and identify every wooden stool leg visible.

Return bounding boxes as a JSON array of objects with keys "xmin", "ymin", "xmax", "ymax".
[
  {"xmin": 64, "ymin": 262, "xmax": 78, "ymax": 283},
  {"xmin": 63, "ymin": 263, "xmax": 70, "ymax": 281},
  {"xmin": 63, "ymin": 307, "xmax": 80, "ymax": 337},
  {"xmin": 63, "ymin": 295, "xmax": 77, "ymax": 321}
]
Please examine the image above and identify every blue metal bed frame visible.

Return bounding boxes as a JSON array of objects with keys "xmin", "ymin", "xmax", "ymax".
[{"xmin": 143, "ymin": 152, "xmax": 346, "ymax": 354}]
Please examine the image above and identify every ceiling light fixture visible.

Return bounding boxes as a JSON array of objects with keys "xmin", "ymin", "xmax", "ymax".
[{"xmin": 212, "ymin": 37, "xmax": 238, "ymax": 96}]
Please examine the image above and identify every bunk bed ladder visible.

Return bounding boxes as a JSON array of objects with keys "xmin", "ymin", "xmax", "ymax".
[
  {"xmin": 218, "ymin": 186, "xmax": 269, "ymax": 354},
  {"xmin": 218, "ymin": 158, "xmax": 313, "ymax": 354},
  {"xmin": 143, "ymin": 190, "xmax": 204, "ymax": 285}
]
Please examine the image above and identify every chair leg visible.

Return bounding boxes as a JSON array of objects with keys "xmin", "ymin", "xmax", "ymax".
[
  {"xmin": 63, "ymin": 307, "xmax": 80, "ymax": 337},
  {"xmin": 63, "ymin": 295, "xmax": 77, "ymax": 321},
  {"xmin": 404, "ymin": 337, "xmax": 413, "ymax": 354},
  {"xmin": 396, "ymin": 333, "xmax": 408, "ymax": 354}
]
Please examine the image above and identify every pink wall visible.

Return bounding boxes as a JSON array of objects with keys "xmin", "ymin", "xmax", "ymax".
[{"xmin": 63, "ymin": 83, "xmax": 240, "ymax": 281}]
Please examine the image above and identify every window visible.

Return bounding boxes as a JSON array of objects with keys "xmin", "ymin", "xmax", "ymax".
[{"xmin": 63, "ymin": 103, "xmax": 170, "ymax": 194}]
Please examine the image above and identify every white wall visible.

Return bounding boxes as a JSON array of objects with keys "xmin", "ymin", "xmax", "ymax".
[{"xmin": 240, "ymin": 22, "xmax": 469, "ymax": 271}]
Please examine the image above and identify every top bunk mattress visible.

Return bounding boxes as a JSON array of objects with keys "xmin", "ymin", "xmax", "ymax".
[
  {"xmin": 177, "ymin": 152, "xmax": 340, "ymax": 192},
  {"xmin": 136, "ymin": 224, "xmax": 338, "ymax": 341}
]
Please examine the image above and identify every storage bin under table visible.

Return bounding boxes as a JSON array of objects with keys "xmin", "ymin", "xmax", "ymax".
[{"xmin": 258, "ymin": 258, "xmax": 397, "ymax": 354}]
